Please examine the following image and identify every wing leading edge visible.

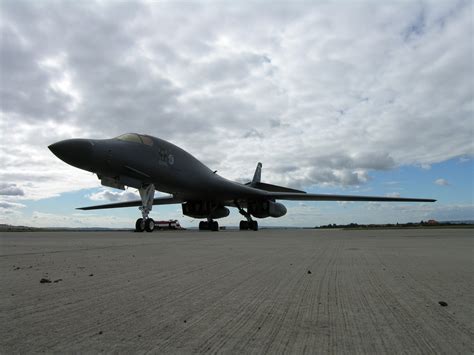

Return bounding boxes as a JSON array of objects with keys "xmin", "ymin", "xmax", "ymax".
[
  {"xmin": 77, "ymin": 195, "xmax": 183, "ymax": 210},
  {"xmin": 265, "ymin": 192, "xmax": 436, "ymax": 202}
]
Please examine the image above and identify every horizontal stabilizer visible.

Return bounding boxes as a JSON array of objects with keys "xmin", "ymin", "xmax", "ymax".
[
  {"xmin": 246, "ymin": 162, "xmax": 304, "ymax": 193},
  {"xmin": 251, "ymin": 182, "xmax": 305, "ymax": 194}
]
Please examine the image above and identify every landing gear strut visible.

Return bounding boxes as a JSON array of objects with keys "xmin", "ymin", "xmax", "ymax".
[
  {"xmin": 199, "ymin": 218, "xmax": 219, "ymax": 231},
  {"xmin": 135, "ymin": 184, "xmax": 155, "ymax": 232},
  {"xmin": 236, "ymin": 202, "xmax": 258, "ymax": 231}
]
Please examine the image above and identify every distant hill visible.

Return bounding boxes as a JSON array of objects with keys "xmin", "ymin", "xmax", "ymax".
[
  {"xmin": 0, "ymin": 224, "xmax": 129, "ymax": 232},
  {"xmin": 442, "ymin": 220, "xmax": 474, "ymax": 224},
  {"xmin": 0, "ymin": 224, "xmax": 42, "ymax": 232}
]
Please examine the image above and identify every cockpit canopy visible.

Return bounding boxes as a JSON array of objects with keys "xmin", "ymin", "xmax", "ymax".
[{"xmin": 116, "ymin": 133, "xmax": 153, "ymax": 146}]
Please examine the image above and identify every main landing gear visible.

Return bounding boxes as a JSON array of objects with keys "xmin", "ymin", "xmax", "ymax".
[
  {"xmin": 135, "ymin": 184, "xmax": 155, "ymax": 233},
  {"xmin": 239, "ymin": 220, "xmax": 258, "ymax": 231},
  {"xmin": 199, "ymin": 219, "xmax": 219, "ymax": 231},
  {"xmin": 236, "ymin": 202, "xmax": 258, "ymax": 231}
]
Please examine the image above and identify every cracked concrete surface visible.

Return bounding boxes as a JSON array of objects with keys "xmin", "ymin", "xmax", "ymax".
[{"xmin": 1, "ymin": 229, "xmax": 472, "ymax": 353}]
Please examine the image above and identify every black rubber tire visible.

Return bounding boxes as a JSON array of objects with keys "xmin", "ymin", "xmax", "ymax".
[
  {"xmin": 135, "ymin": 218, "xmax": 145, "ymax": 232},
  {"xmin": 251, "ymin": 220, "xmax": 258, "ymax": 231},
  {"xmin": 211, "ymin": 221, "xmax": 219, "ymax": 231},
  {"xmin": 239, "ymin": 220, "xmax": 248, "ymax": 230},
  {"xmin": 145, "ymin": 218, "xmax": 155, "ymax": 232},
  {"xmin": 199, "ymin": 221, "xmax": 209, "ymax": 230}
]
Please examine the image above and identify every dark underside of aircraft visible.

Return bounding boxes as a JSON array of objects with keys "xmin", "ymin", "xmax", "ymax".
[{"xmin": 49, "ymin": 133, "xmax": 436, "ymax": 232}]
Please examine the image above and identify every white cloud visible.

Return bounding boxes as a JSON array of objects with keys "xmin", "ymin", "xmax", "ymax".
[
  {"xmin": 0, "ymin": 183, "xmax": 24, "ymax": 196},
  {"xmin": 29, "ymin": 211, "xmax": 135, "ymax": 228},
  {"xmin": 87, "ymin": 189, "xmax": 139, "ymax": 202},
  {"xmin": 434, "ymin": 178, "xmax": 449, "ymax": 186},
  {"xmin": 0, "ymin": 201, "xmax": 26, "ymax": 209},
  {"xmin": 0, "ymin": 201, "xmax": 26, "ymax": 222},
  {"xmin": 0, "ymin": 0, "xmax": 472, "ymax": 203}
]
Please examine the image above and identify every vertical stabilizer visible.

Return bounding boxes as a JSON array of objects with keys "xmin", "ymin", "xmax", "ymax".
[{"xmin": 252, "ymin": 162, "xmax": 262, "ymax": 186}]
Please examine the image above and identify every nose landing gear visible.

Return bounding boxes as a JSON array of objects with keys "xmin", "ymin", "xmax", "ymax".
[
  {"xmin": 135, "ymin": 184, "xmax": 155, "ymax": 232},
  {"xmin": 135, "ymin": 217, "xmax": 155, "ymax": 232}
]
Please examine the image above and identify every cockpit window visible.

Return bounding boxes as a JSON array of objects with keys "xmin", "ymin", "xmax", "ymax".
[
  {"xmin": 117, "ymin": 133, "xmax": 154, "ymax": 146},
  {"xmin": 140, "ymin": 135, "xmax": 153, "ymax": 146},
  {"xmin": 117, "ymin": 133, "xmax": 142, "ymax": 143}
]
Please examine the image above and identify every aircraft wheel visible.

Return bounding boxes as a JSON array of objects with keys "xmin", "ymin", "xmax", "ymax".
[
  {"xmin": 199, "ymin": 221, "xmax": 209, "ymax": 230},
  {"xmin": 211, "ymin": 221, "xmax": 219, "ymax": 231},
  {"xmin": 145, "ymin": 218, "xmax": 155, "ymax": 232},
  {"xmin": 250, "ymin": 220, "xmax": 258, "ymax": 231},
  {"xmin": 135, "ymin": 218, "xmax": 145, "ymax": 232},
  {"xmin": 239, "ymin": 220, "xmax": 249, "ymax": 230}
]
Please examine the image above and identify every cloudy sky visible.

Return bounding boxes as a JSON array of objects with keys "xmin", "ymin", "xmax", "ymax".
[{"xmin": 1, "ymin": 0, "xmax": 473, "ymax": 228}]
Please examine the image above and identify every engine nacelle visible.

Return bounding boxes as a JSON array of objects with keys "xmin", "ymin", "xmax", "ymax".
[
  {"xmin": 248, "ymin": 200, "xmax": 287, "ymax": 218},
  {"xmin": 182, "ymin": 201, "xmax": 230, "ymax": 219}
]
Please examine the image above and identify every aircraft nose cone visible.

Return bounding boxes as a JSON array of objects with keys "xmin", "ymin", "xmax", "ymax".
[{"xmin": 48, "ymin": 139, "xmax": 94, "ymax": 168}]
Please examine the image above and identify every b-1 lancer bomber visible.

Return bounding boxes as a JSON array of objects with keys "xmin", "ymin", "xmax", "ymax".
[{"xmin": 49, "ymin": 133, "xmax": 436, "ymax": 232}]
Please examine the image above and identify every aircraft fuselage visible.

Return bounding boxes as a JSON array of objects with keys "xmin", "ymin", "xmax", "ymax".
[
  {"xmin": 49, "ymin": 133, "xmax": 436, "ymax": 232},
  {"xmin": 49, "ymin": 135, "xmax": 266, "ymax": 202}
]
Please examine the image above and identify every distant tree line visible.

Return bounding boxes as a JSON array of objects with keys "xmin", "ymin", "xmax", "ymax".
[{"xmin": 316, "ymin": 220, "xmax": 473, "ymax": 229}]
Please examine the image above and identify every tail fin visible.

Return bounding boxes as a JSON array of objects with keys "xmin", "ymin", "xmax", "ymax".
[{"xmin": 252, "ymin": 162, "xmax": 262, "ymax": 185}]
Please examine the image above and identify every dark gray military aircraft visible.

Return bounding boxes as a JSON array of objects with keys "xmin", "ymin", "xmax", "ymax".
[{"xmin": 49, "ymin": 133, "xmax": 436, "ymax": 232}]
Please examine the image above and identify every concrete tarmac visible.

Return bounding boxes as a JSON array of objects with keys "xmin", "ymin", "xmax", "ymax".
[{"xmin": 1, "ymin": 228, "xmax": 472, "ymax": 353}]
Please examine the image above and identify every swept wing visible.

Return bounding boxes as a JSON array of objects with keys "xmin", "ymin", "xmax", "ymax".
[
  {"xmin": 77, "ymin": 189, "xmax": 435, "ymax": 211},
  {"xmin": 266, "ymin": 192, "xmax": 436, "ymax": 202},
  {"xmin": 77, "ymin": 195, "xmax": 183, "ymax": 210}
]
